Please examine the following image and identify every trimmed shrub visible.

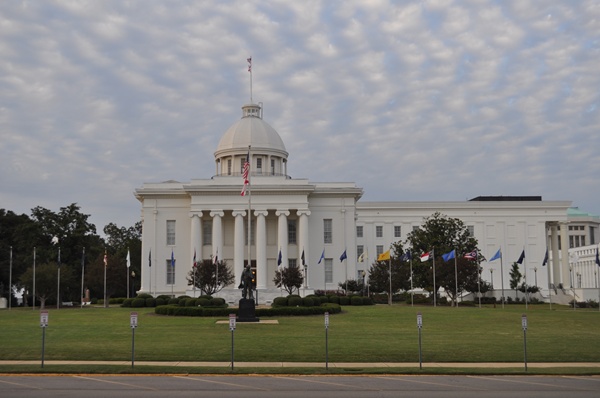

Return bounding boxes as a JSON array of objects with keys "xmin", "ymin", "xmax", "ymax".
[
  {"xmin": 339, "ymin": 296, "xmax": 350, "ymax": 305},
  {"xmin": 155, "ymin": 297, "xmax": 166, "ymax": 306},
  {"xmin": 136, "ymin": 293, "xmax": 153, "ymax": 299},
  {"xmin": 185, "ymin": 298, "xmax": 198, "ymax": 307},
  {"xmin": 199, "ymin": 295, "xmax": 213, "ymax": 300},
  {"xmin": 272, "ymin": 297, "xmax": 288, "ymax": 307},
  {"xmin": 362, "ymin": 297, "xmax": 374, "ymax": 305},
  {"xmin": 302, "ymin": 297, "xmax": 314, "ymax": 307},
  {"xmin": 288, "ymin": 296, "xmax": 302, "ymax": 307},
  {"xmin": 197, "ymin": 298, "xmax": 210, "ymax": 307},
  {"xmin": 157, "ymin": 295, "xmax": 171, "ymax": 301},
  {"xmin": 168, "ymin": 298, "xmax": 179, "ymax": 305},
  {"xmin": 145, "ymin": 298, "xmax": 156, "ymax": 307},
  {"xmin": 121, "ymin": 298, "xmax": 134, "ymax": 307},
  {"xmin": 210, "ymin": 297, "xmax": 226, "ymax": 307},
  {"xmin": 132, "ymin": 298, "xmax": 146, "ymax": 308},
  {"xmin": 351, "ymin": 296, "xmax": 363, "ymax": 306},
  {"xmin": 328, "ymin": 295, "xmax": 340, "ymax": 304}
]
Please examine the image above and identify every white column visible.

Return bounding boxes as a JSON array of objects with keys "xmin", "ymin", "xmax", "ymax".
[
  {"xmin": 559, "ymin": 222, "xmax": 569, "ymax": 288},
  {"xmin": 232, "ymin": 210, "xmax": 246, "ymax": 285},
  {"xmin": 255, "ymin": 210, "xmax": 268, "ymax": 289},
  {"xmin": 190, "ymin": 211, "xmax": 203, "ymax": 267},
  {"xmin": 276, "ymin": 210, "xmax": 290, "ymax": 268},
  {"xmin": 210, "ymin": 211, "xmax": 224, "ymax": 261},
  {"xmin": 298, "ymin": 209, "xmax": 311, "ymax": 288}
]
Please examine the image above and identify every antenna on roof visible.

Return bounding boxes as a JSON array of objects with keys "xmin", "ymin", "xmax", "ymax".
[{"xmin": 247, "ymin": 56, "xmax": 253, "ymax": 103}]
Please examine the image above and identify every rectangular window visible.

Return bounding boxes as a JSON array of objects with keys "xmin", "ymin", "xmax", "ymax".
[
  {"xmin": 166, "ymin": 220, "xmax": 176, "ymax": 246},
  {"xmin": 323, "ymin": 219, "xmax": 333, "ymax": 244},
  {"xmin": 376, "ymin": 245, "xmax": 384, "ymax": 257},
  {"xmin": 227, "ymin": 159, "xmax": 232, "ymax": 175},
  {"xmin": 256, "ymin": 158, "xmax": 262, "ymax": 173},
  {"xmin": 357, "ymin": 245, "xmax": 364, "ymax": 259},
  {"xmin": 467, "ymin": 225, "xmax": 475, "ymax": 236},
  {"xmin": 166, "ymin": 259, "xmax": 175, "ymax": 285},
  {"xmin": 202, "ymin": 220, "xmax": 212, "ymax": 246},
  {"xmin": 288, "ymin": 219, "xmax": 297, "ymax": 244},
  {"xmin": 325, "ymin": 259, "xmax": 333, "ymax": 283},
  {"xmin": 591, "ymin": 227, "xmax": 596, "ymax": 245},
  {"xmin": 376, "ymin": 226, "xmax": 383, "ymax": 238},
  {"xmin": 394, "ymin": 226, "xmax": 401, "ymax": 238},
  {"xmin": 356, "ymin": 225, "xmax": 363, "ymax": 238},
  {"xmin": 271, "ymin": 159, "xmax": 275, "ymax": 175},
  {"xmin": 289, "ymin": 259, "xmax": 297, "ymax": 268},
  {"xmin": 412, "ymin": 226, "xmax": 419, "ymax": 232}
]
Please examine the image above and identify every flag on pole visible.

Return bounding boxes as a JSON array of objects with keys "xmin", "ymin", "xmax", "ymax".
[
  {"xmin": 81, "ymin": 247, "xmax": 85, "ymax": 269},
  {"xmin": 193, "ymin": 249, "xmax": 197, "ymax": 268},
  {"xmin": 171, "ymin": 249, "xmax": 175, "ymax": 267},
  {"xmin": 516, "ymin": 250, "xmax": 525, "ymax": 264},
  {"xmin": 358, "ymin": 250, "xmax": 367, "ymax": 262},
  {"xmin": 318, "ymin": 249, "xmax": 325, "ymax": 264},
  {"xmin": 148, "ymin": 250, "xmax": 152, "ymax": 268},
  {"xmin": 277, "ymin": 248, "xmax": 282, "ymax": 266},
  {"xmin": 378, "ymin": 250, "xmax": 390, "ymax": 262},
  {"xmin": 247, "ymin": 57, "xmax": 252, "ymax": 72},
  {"xmin": 464, "ymin": 250, "xmax": 477, "ymax": 260},
  {"xmin": 542, "ymin": 249, "xmax": 548, "ymax": 266},
  {"xmin": 489, "ymin": 248, "xmax": 502, "ymax": 262},
  {"xmin": 420, "ymin": 251, "xmax": 430, "ymax": 262},
  {"xmin": 301, "ymin": 249, "xmax": 305, "ymax": 266},
  {"xmin": 126, "ymin": 250, "xmax": 131, "ymax": 268},
  {"xmin": 213, "ymin": 248, "xmax": 218, "ymax": 265},
  {"xmin": 401, "ymin": 251, "xmax": 412, "ymax": 261},
  {"xmin": 442, "ymin": 249, "xmax": 456, "ymax": 262},
  {"xmin": 241, "ymin": 150, "xmax": 250, "ymax": 196},
  {"xmin": 340, "ymin": 250, "xmax": 347, "ymax": 262},
  {"xmin": 104, "ymin": 251, "xmax": 107, "ymax": 267},
  {"xmin": 596, "ymin": 246, "xmax": 599, "ymax": 267}
]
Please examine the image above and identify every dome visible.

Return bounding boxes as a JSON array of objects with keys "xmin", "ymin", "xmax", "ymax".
[{"xmin": 215, "ymin": 103, "xmax": 287, "ymax": 158}]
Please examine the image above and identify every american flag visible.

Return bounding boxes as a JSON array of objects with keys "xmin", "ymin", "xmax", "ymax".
[
  {"xmin": 463, "ymin": 250, "xmax": 478, "ymax": 260},
  {"xmin": 241, "ymin": 151, "xmax": 250, "ymax": 196}
]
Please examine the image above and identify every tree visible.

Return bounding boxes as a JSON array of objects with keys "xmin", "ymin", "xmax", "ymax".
[
  {"xmin": 338, "ymin": 279, "xmax": 364, "ymax": 295},
  {"xmin": 273, "ymin": 266, "xmax": 304, "ymax": 295},
  {"xmin": 509, "ymin": 262, "xmax": 522, "ymax": 300},
  {"xmin": 187, "ymin": 259, "xmax": 235, "ymax": 295},
  {"xmin": 406, "ymin": 212, "xmax": 480, "ymax": 306},
  {"xmin": 19, "ymin": 262, "xmax": 75, "ymax": 308},
  {"xmin": 103, "ymin": 222, "xmax": 142, "ymax": 297}
]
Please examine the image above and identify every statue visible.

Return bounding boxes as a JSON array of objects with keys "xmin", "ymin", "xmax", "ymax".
[{"xmin": 238, "ymin": 265, "xmax": 254, "ymax": 300}]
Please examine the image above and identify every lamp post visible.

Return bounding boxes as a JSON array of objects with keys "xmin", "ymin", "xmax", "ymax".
[
  {"xmin": 130, "ymin": 271, "xmax": 136, "ymax": 298},
  {"xmin": 490, "ymin": 268, "xmax": 494, "ymax": 289}
]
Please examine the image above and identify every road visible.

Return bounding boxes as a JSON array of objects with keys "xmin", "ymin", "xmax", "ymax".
[{"xmin": 0, "ymin": 375, "xmax": 599, "ymax": 398}]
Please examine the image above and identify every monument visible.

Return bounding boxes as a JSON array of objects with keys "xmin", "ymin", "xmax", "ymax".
[{"xmin": 237, "ymin": 264, "xmax": 259, "ymax": 322}]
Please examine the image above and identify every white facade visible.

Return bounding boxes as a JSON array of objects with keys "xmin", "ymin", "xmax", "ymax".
[{"xmin": 135, "ymin": 101, "xmax": 577, "ymax": 303}]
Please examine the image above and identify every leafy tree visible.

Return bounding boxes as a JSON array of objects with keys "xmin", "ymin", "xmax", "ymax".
[
  {"xmin": 338, "ymin": 279, "xmax": 364, "ymax": 294},
  {"xmin": 273, "ymin": 266, "xmax": 304, "ymax": 295},
  {"xmin": 187, "ymin": 259, "xmax": 235, "ymax": 295},
  {"xmin": 406, "ymin": 212, "xmax": 480, "ymax": 306},
  {"xmin": 509, "ymin": 262, "xmax": 522, "ymax": 300},
  {"xmin": 103, "ymin": 222, "xmax": 142, "ymax": 297},
  {"xmin": 368, "ymin": 242, "xmax": 412, "ymax": 303},
  {"xmin": 19, "ymin": 262, "xmax": 76, "ymax": 308}
]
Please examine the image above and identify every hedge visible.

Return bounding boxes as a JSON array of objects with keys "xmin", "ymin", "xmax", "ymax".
[{"xmin": 154, "ymin": 303, "xmax": 341, "ymax": 317}]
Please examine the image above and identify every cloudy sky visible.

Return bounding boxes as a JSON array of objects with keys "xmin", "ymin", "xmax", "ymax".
[{"xmin": 1, "ymin": 0, "xmax": 599, "ymax": 234}]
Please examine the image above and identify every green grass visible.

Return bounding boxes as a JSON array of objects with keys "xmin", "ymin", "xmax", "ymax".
[{"xmin": 1, "ymin": 304, "xmax": 599, "ymax": 367}]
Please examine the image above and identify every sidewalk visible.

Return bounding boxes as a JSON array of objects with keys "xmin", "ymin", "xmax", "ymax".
[{"xmin": 2, "ymin": 360, "xmax": 600, "ymax": 368}]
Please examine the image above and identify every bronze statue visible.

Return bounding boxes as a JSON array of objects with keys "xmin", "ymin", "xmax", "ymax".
[{"xmin": 238, "ymin": 264, "xmax": 254, "ymax": 300}]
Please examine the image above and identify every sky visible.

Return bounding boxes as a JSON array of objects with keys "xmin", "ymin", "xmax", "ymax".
[{"xmin": 1, "ymin": 0, "xmax": 599, "ymax": 235}]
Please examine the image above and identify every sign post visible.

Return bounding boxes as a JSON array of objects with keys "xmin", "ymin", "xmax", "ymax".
[
  {"xmin": 40, "ymin": 310, "xmax": 48, "ymax": 368},
  {"xmin": 324, "ymin": 312, "xmax": 329, "ymax": 370},
  {"xmin": 521, "ymin": 314, "xmax": 528, "ymax": 371},
  {"xmin": 130, "ymin": 312, "xmax": 138, "ymax": 368},
  {"xmin": 417, "ymin": 312, "xmax": 423, "ymax": 370},
  {"xmin": 229, "ymin": 314, "xmax": 236, "ymax": 370}
]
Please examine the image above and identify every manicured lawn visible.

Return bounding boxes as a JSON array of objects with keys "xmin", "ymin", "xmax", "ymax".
[{"xmin": 1, "ymin": 304, "xmax": 599, "ymax": 364}]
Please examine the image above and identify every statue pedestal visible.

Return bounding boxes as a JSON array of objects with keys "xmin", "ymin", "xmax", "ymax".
[{"xmin": 237, "ymin": 298, "xmax": 259, "ymax": 322}]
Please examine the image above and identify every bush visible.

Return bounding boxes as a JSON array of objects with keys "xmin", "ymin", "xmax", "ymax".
[
  {"xmin": 155, "ymin": 297, "xmax": 166, "ymax": 306},
  {"xmin": 272, "ymin": 297, "xmax": 288, "ymax": 307},
  {"xmin": 328, "ymin": 295, "xmax": 340, "ymax": 304},
  {"xmin": 131, "ymin": 298, "xmax": 146, "ymax": 308},
  {"xmin": 351, "ymin": 296, "xmax": 363, "ymax": 306},
  {"xmin": 209, "ymin": 298, "xmax": 226, "ymax": 307},
  {"xmin": 185, "ymin": 298, "xmax": 198, "ymax": 307},
  {"xmin": 197, "ymin": 298, "xmax": 210, "ymax": 307},
  {"xmin": 168, "ymin": 298, "xmax": 179, "ymax": 305},
  {"xmin": 157, "ymin": 295, "xmax": 171, "ymax": 301},
  {"xmin": 121, "ymin": 298, "xmax": 134, "ymax": 307},
  {"xmin": 339, "ymin": 296, "xmax": 350, "ymax": 305},
  {"xmin": 288, "ymin": 296, "xmax": 302, "ymax": 307},
  {"xmin": 154, "ymin": 303, "xmax": 343, "ymax": 317},
  {"xmin": 145, "ymin": 298, "xmax": 156, "ymax": 307},
  {"xmin": 136, "ymin": 293, "xmax": 153, "ymax": 299},
  {"xmin": 302, "ymin": 297, "xmax": 314, "ymax": 307}
]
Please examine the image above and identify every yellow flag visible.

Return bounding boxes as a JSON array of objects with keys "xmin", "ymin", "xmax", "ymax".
[{"xmin": 377, "ymin": 250, "xmax": 390, "ymax": 262}]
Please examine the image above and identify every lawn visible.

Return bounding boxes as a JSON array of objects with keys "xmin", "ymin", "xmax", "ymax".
[{"xmin": 1, "ymin": 304, "xmax": 599, "ymax": 364}]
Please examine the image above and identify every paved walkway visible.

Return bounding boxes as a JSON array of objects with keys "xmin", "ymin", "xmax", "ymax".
[{"xmin": 2, "ymin": 360, "xmax": 599, "ymax": 368}]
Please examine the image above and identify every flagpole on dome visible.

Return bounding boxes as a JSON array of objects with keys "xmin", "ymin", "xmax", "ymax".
[{"xmin": 247, "ymin": 56, "xmax": 252, "ymax": 103}]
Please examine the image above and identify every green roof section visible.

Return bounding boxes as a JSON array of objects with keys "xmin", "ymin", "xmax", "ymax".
[{"xmin": 568, "ymin": 207, "xmax": 600, "ymax": 219}]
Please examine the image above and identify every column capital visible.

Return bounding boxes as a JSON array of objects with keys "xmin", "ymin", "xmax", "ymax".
[
  {"xmin": 189, "ymin": 211, "xmax": 203, "ymax": 218},
  {"xmin": 254, "ymin": 210, "xmax": 269, "ymax": 217},
  {"xmin": 275, "ymin": 210, "xmax": 290, "ymax": 217},
  {"xmin": 297, "ymin": 209, "xmax": 311, "ymax": 217},
  {"xmin": 210, "ymin": 210, "xmax": 224, "ymax": 218},
  {"xmin": 232, "ymin": 210, "xmax": 246, "ymax": 217}
]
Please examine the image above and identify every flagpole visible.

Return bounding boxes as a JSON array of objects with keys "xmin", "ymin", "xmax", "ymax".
[
  {"xmin": 454, "ymin": 251, "xmax": 458, "ymax": 307},
  {"xmin": 410, "ymin": 255, "xmax": 414, "ymax": 307},
  {"xmin": 127, "ymin": 250, "xmax": 130, "ymax": 299},
  {"xmin": 33, "ymin": 247, "xmax": 36, "ymax": 310},
  {"xmin": 522, "ymin": 246, "xmax": 528, "ymax": 310},
  {"xmin": 81, "ymin": 247, "xmax": 85, "ymax": 308},
  {"xmin": 9, "ymin": 246, "xmax": 12, "ymax": 310},
  {"xmin": 247, "ymin": 145, "xmax": 252, "ymax": 300},
  {"xmin": 432, "ymin": 248, "xmax": 436, "ymax": 308},
  {"xmin": 57, "ymin": 247, "xmax": 61, "ymax": 310},
  {"xmin": 500, "ymin": 248, "xmax": 505, "ymax": 309},
  {"xmin": 104, "ymin": 250, "xmax": 107, "ymax": 308},
  {"xmin": 477, "ymin": 254, "xmax": 481, "ymax": 309}
]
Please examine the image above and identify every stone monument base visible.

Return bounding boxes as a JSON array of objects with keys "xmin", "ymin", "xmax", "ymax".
[{"xmin": 237, "ymin": 298, "xmax": 259, "ymax": 322}]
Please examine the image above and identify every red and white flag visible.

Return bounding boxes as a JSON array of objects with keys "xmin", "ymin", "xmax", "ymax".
[
  {"xmin": 420, "ymin": 252, "xmax": 430, "ymax": 262},
  {"xmin": 241, "ymin": 151, "xmax": 250, "ymax": 196}
]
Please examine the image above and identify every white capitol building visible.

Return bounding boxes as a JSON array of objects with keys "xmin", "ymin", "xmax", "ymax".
[{"xmin": 135, "ymin": 101, "xmax": 599, "ymax": 304}]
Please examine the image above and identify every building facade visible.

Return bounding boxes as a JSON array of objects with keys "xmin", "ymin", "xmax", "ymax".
[{"xmin": 135, "ymin": 101, "xmax": 585, "ymax": 304}]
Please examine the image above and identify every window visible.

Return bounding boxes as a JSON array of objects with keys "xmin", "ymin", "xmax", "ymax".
[
  {"xmin": 467, "ymin": 226, "xmax": 475, "ymax": 236},
  {"xmin": 394, "ymin": 226, "xmax": 401, "ymax": 238},
  {"xmin": 289, "ymin": 259, "xmax": 297, "ymax": 268},
  {"xmin": 591, "ymin": 227, "xmax": 596, "ymax": 245},
  {"xmin": 356, "ymin": 225, "xmax": 363, "ymax": 238},
  {"xmin": 256, "ymin": 158, "xmax": 262, "ymax": 173},
  {"xmin": 227, "ymin": 159, "xmax": 232, "ymax": 175},
  {"xmin": 166, "ymin": 259, "xmax": 175, "ymax": 285},
  {"xmin": 166, "ymin": 220, "xmax": 176, "ymax": 246},
  {"xmin": 271, "ymin": 159, "xmax": 275, "ymax": 175},
  {"xmin": 357, "ymin": 245, "xmax": 364, "ymax": 259},
  {"xmin": 202, "ymin": 220, "xmax": 212, "ymax": 246},
  {"xmin": 376, "ymin": 245, "xmax": 384, "ymax": 257},
  {"xmin": 376, "ymin": 226, "xmax": 383, "ymax": 238},
  {"xmin": 412, "ymin": 226, "xmax": 419, "ymax": 232},
  {"xmin": 288, "ymin": 219, "xmax": 297, "ymax": 244},
  {"xmin": 325, "ymin": 259, "xmax": 333, "ymax": 283},
  {"xmin": 324, "ymin": 219, "xmax": 333, "ymax": 244}
]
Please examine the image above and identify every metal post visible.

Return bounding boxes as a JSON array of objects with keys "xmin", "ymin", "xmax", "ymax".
[
  {"xmin": 417, "ymin": 312, "xmax": 423, "ymax": 370},
  {"xmin": 325, "ymin": 312, "xmax": 329, "ymax": 370},
  {"xmin": 131, "ymin": 327, "xmax": 135, "ymax": 368},
  {"xmin": 522, "ymin": 314, "xmax": 528, "ymax": 372}
]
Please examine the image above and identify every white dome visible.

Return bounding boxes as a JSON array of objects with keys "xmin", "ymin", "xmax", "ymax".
[{"xmin": 215, "ymin": 103, "xmax": 287, "ymax": 158}]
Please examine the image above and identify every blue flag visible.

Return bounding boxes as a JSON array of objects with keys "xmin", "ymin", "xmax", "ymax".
[
  {"xmin": 171, "ymin": 249, "xmax": 175, "ymax": 267},
  {"xmin": 401, "ymin": 251, "xmax": 412, "ymax": 261},
  {"xmin": 596, "ymin": 246, "xmax": 600, "ymax": 267},
  {"xmin": 318, "ymin": 249, "xmax": 325, "ymax": 264},
  {"xmin": 340, "ymin": 250, "xmax": 347, "ymax": 262},
  {"xmin": 442, "ymin": 249, "xmax": 456, "ymax": 262},
  {"xmin": 277, "ymin": 249, "xmax": 282, "ymax": 266},
  {"xmin": 542, "ymin": 249, "xmax": 548, "ymax": 266},
  {"xmin": 516, "ymin": 250, "xmax": 525, "ymax": 264},
  {"xmin": 489, "ymin": 248, "xmax": 501, "ymax": 262}
]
